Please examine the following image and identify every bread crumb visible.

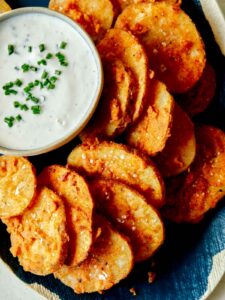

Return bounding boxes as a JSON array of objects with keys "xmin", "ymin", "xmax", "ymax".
[
  {"xmin": 148, "ymin": 272, "xmax": 156, "ymax": 284},
  {"xmin": 129, "ymin": 287, "xmax": 137, "ymax": 296}
]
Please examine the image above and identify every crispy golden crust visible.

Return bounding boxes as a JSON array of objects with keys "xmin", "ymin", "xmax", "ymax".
[
  {"xmin": 3, "ymin": 187, "xmax": 68, "ymax": 275},
  {"xmin": 0, "ymin": 156, "xmax": 36, "ymax": 218},
  {"xmin": 115, "ymin": 2, "xmax": 206, "ymax": 93},
  {"xmin": 49, "ymin": 0, "xmax": 116, "ymax": 42},
  {"xmin": 126, "ymin": 79, "xmax": 174, "ymax": 156},
  {"xmin": 163, "ymin": 125, "xmax": 225, "ymax": 223},
  {"xmin": 68, "ymin": 141, "xmax": 165, "ymax": 208},
  {"xmin": 89, "ymin": 179, "xmax": 164, "ymax": 261},
  {"xmin": 177, "ymin": 63, "xmax": 216, "ymax": 116},
  {"xmin": 98, "ymin": 28, "xmax": 149, "ymax": 122},
  {"xmin": 38, "ymin": 165, "xmax": 94, "ymax": 266},
  {"xmin": 80, "ymin": 59, "xmax": 135, "ymax": 140},
  {"xmin": 54, "ymin": 214, "xmax": 134, "ymax": 293},
  {"xmin": 154, "ymin": 103, "xmax": 196, "ymax": 177},
  {"xmin": 117, "ymin": 0, "xmax": 181, "ymax": 11}
]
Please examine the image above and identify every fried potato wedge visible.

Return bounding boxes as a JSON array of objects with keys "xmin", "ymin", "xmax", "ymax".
[
  {"xmin": 0, "ymin": 156, "xmax": 36, "ymax": 218},
  {"xmin": 49, "ymin": 0, "xmax": 116, "ymax": 42},
  {"xmin": 117, "ymin": 0, "xmax": 181, "ymax": 11},
  {"xmin": 177, "ymin": 63, "xmax": 216, "ymax": 116},
  {"xmin": 54, "ymin": 214, "xmax": 133, "ymax": 293},
  {"xmin": 67, "ymin": 141, "xmax": 165, "ymax": 208},
  {"xmin": 98, "ymin": 28, "xmax": 149, "ymax": 121},
  {"xmin": 80, "ymin": 59, "xmax": 135, "ymax": 140},
  {"xmin": 38, "ymin": 165, "xmax": 94, "ymax": 266},
  {"xmin": 3, "ymin": 187, "xmax": 68, "ymax": 275},
  {"xmin": 115, "ymin": 2, "xmax": 206, "ymax": 93},
  {"xmin": 163, "ymin": 125, "xmax": 225, "ymax": 223},
  {"xmin": 126, "ymin": 79, "xmax": 174, "ymax": 156},
  {"xmin": 89, "ymin": 179, "xmax": 164, "ymax": 262},
  {"xmin": 0, "ymin": 0, "xmax": 11, "ymax": 13},
  {"xmin": 154, "ymin": 103, "xmax": 196, "ymax": 177}
]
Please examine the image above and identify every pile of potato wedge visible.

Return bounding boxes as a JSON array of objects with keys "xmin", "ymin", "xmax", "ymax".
[{"xmin": 1, "ymin": 0, "xmax": 225, "ymax": 295}]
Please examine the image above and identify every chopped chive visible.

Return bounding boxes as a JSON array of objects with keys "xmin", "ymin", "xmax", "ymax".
[
  {"xmin": 21, "ymin": 104, "xmax": 29, "ymax": 111},
  {"xmin": 46, "ymin": 53, "xmax": 53, "ymax": 59},
  {"xmin": 39, "ymin": 82, "xmax": 44, "ymax": 89},
  {"xmin": 4, "ymin": 116, "xmax": 15, "ymax": 127},
  {"xmin": 48, "ymin": 83, "xmax": 55, "ymax": 90},
  {"xmin": 15, "ymin": 79, "xmax": 23, "ymax": 87},
  {"xmin": 28, "ymin": 46, "xmax": 32, "ymax": 53},
  {"xmin": 30, "ymin": 66, "xmax": 38, "ymax": 72},
  {"xmin": 3, "ymin": 82, "xmax": 14, "ymax": 90},
  {"xmin": 39, "ymin": 44, "xmax": 46, "ymax": 52},
  {"xmin": 60, "ymin": 41, "xmax": 67, "ymax": 49},
  {"xmin": 16, "ymin": 114, "xmax": 22, "ymax": 121},
  {"xmin": 5, "ymin": 89, "xmax": 17, "ymax": 95},
  {"xmin": 24, "ymin": 86, "xmax": 31, "ymax": 93},
  {"xmin": 55, "ymin": 52, "xmax": 68, "ymax": 67},
  {"xmin": 8, "ymin": 44, "xmax": 15, "ymax": 55},
  {"xmin": 31, "ymin": 96, "xmax": 40, "ymax": 103},
  {"xmin": 38, "ymin": 59, "xmax": 47, "ymax": 66},
  {"xmin": 50, "ymin": 76, "xmax": 57, "ymax": 83},
  {"xmin": 61, "ymin": 61, "xmax": 68, "ymax": 67},
  {"xmin": 21, "ymin": 64, "xmax": 30, "ymax": 72},
  {"xmin": 44, "ymin": 78, "xmax": 50, "ymax": 86},
  {"xmin": 41, "ymin": 70, "xmax": 48, "ymax": 79},
  {"xmin": 55, "ymin": 70, "xmax": 62, "ymax": 75},
  {"xmin": 31, "ymin": 105, "xmax": 41, "ymax": 114},
  {"xmin": 14, "ymin": 101, "xmax": 20, "ymax": 108},
  {"xmin": 34, "ymin": 80, "xmax": 40, "ymax": 86},
  {"xmin": 28, "ymin": 82, "xmax": 34, "ymax": 89}
]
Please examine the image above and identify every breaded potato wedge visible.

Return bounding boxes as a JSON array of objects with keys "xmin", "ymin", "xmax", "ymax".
[
  {"xmin": 98, "ymin": 28, "xmax": 149, "ymax": 121},
  {"xmin": 0, "ymin": 156, "xmax": 36, "ymax": 218},
  {"xmin": 89, "ymin": 179, "xmax": 164, "ymax": 262},
  {"xmin": 163, "ymin": 125, "xmax": 225, "ymax": 223},
  {"xmin": 80, "ymin": 59, "xmax": 135, "ymax": 140},
  {"xmin": 117, "ymin": 0, "xmax": 181, "ymax": 11},
  {"xmin": 126, "ymin": 79, "xmax": 174, "ymax": 156},
  {"xmin": 177, "ymin": 63, "xmax": 216, "ymax": 116},
  {"xmin": 67, "ymin": 141, "xmax": 165, "ymax": 208},
  {"xmin": 3, "ymin": 187, "xmax": 68, "ymax": 275},
  {"xmin": 0, "ymin": 0, "xmax": 11, "ymax": 13},
  {"xmin": 49, "ymin": 0, "xmax": 116, "ymax": 42},
  {"xmin": 115, "ymin": 2, "xmax": 206, "ymax": 93},
  {"xmin": 154, "ymin": 103, "xmax": 196, "ymax": 177},
  {"xmin": 38, "ymin": 165, "xmax": 94, "ymax": 266},
  {"xmin": 54, "ymin": 214, "xmax": 133, "ymax": 293}
]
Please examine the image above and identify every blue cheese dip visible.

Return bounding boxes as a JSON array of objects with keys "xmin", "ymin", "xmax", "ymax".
[{"xmin": 0, "ymin": 11, "xmax": 101, "ymax": 150}]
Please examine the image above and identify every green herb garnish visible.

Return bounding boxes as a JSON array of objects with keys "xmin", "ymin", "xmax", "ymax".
[
  {"xmin": 31, "ymin": 105, "xmax": 41, "ymax": 114},
  {"xmin": 16, "ymin": 114, "xmax": 22, "ymax": 121},
  {"xmin": 15, "ymin": 79, "xmax": 23, "ymax": 87},
  {"xmin": 5, "ymin": 89, "xmax": 17, "ymax": 95},
  {"xmin": 39, "ymin": 44, "xmax": 46, "ymax": 52},
  {"xmin": 14, "ymin": 101, "xmax": 29, "ymax": 111},
  {"xmin": 8, "ymin": 45, "xmax": 15, "ymax": 55},
  {"xmin": 3, "ymin": 82, "xmax": 14, "ymax": 90},
  {"xmin": 56, "ymin": 52, "xmax": 69, "ymax": 67},
  {"xmin": 4, "ymin": 116, "xmax": 15, "ymax": 127},
  {"xmin": 55, "ymin": 70, "xmax": 62, "ymax": 76},
  {"xmin": 46, "ymin": 53, "xmax": 53, "ymax": 59},
  {"xmin": 60, "ymin": 41, "xmax": 67, "ymax": 49},
  {"xmin": 28, "ymin": 46, "xmax": 32, "ymax": 53},
  {"xmin": 38, "ymin": 59, "xmax": 47, "ymax": 66},
  {"xmin": 21, "ymin": 64, "xmax": 30, "ymax": 72},
  {"xmin": 41, "ymin": 70, "xmax": 48, "ymax": 79}
]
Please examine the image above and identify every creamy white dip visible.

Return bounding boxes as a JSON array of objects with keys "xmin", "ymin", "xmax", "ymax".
[{"xmin": 0, "ymin": 12, "xmax": 100, "ymax": 150}]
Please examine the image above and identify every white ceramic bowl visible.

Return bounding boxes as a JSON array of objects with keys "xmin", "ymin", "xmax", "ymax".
[{"xmin": 0, "ymin": 7, "xmax": 103, "ymax": 156}]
